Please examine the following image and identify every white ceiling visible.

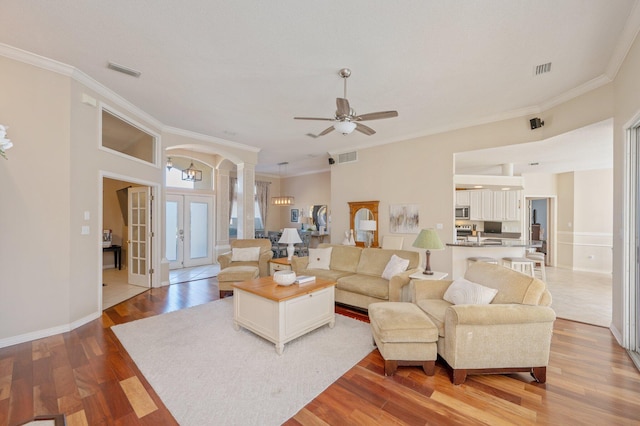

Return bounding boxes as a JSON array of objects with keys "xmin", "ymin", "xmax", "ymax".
[{"xmin": 0, "ymin": 1, "xmax": 638, "ymax": 176}]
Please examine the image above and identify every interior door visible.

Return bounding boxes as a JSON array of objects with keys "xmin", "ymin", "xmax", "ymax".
[
  {"xmin": 128, "ymin": 187, "xmax": 151, "ymax": 287},
  {"xmin": 166, "ymin": 194, "xmax": 184, "ymax": 269}
]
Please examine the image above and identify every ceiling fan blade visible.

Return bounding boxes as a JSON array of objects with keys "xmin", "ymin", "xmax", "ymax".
[
  {"xmin": 336, "ymin": 98, "xmax": 350, "ymax": 117},
  {"xmin": 294, "ymin": 117, "xmax": 334, "ymax": 121},
  {"xmin": 354, "ymin": 110, "xmax": 398, "ymax": 121},
  {"xmin": 355, "ymin": 122, "xmax": 376, "ymax": 136},
  {"xmin": 318, "ymin": 126, "xmax": 335, "ymax": 136}
]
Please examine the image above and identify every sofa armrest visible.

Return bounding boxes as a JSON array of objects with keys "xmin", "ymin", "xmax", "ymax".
[
  {"xmin": 388, "ymin": 268, "xmax": 421, "ymax": 302},
  {"xmin": 217, "ymin": 252, "xmax": 232, "ymax": 269},
  {"xmin": 442, "ymin": 304, "xmax": 556, "ymax": 370},
  {"xmin": 411, "ymin": 279, "xmax": 453, "ymax": 302},
  {"xmin": 291, "ymin": 256, "xmax": 309, "ymax": 273},
  {"xmin": 447, "ymin": 304, "xmax": 557, "ymax": 326},
  {"xmin": 258, "ymin": 250, "xmax": 274, "ymax": 277}
]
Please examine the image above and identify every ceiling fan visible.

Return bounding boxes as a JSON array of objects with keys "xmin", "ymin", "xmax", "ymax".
[{"xmin": 294, "ymin": 68, "xmax": 398, "ymax": 136}]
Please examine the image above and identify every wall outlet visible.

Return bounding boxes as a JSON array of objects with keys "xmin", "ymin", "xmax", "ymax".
[
  {"xmin": 81, "ymin": 226, "xmax": 90, "ymax": 235},
  {"xmin": 436, "ymin": 223, "xmax": 443, "ymax": 229}
]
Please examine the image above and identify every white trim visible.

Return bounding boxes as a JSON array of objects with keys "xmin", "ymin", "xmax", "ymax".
[
  {"xmin": 163, "ymin": 126, "xmax": 260, "ymax": 153},
  {"xmin": 556, "ymin": 241, "xmax": 613, "ymax": 248},
  {"xmin": 0, "ymin": 311, "xmax": 101, "ymax": 349},
  {"xmin": 557, "ymin": 231, "xmax": 614, "ymax": 237}
]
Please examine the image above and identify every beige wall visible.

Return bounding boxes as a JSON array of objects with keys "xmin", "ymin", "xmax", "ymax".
[
  {"xmin": 0, "ymin": 56, "xmax": 72, "ymax": 341},
  {"xmin": 612, "ymin": 24, "xmax": 640, "ymax": 338}
]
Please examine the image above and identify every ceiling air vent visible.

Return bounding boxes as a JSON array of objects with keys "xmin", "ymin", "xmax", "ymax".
[
  {"xmin": 107, "ymin": 61, "xmax": 141, "ymax": 78},
  {"xmin": 534, "ymin": 62, "xmax": 552, "ymax": 76},
  {"xmin": 337, "ymin": 151, "xmax": 358, "ymax": 164}
]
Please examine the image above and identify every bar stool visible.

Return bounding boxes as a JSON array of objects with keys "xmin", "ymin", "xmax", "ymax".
[
  {"xmin": 526, "ymin": 252, "xmax": 547, "ymax": 281},
  {"xmin": 466, "ymin": 256, "xmax": 498, "ymax": 269},
  {"xmin": 502, "ymin": 257, "xmax": 535, "ymax": 277}
]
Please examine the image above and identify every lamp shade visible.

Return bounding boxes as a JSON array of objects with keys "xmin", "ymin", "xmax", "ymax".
[
  {"xmin": 412, "ymin": 229, "xmax": 444, "ymax": 250},
  {"xmin": 279, "ymin": 228, "xmax": 302, "ymax": 244},
  {"xmin": 359, "ymin": 220, "xmax": 377, "ymax": 231},
  {"xmin": 333, "ymin": 121, "xmax": 357, "ymax": 134}
]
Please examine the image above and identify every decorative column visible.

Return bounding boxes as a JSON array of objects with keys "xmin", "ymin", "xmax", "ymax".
[
  {"xmin": 236, "ymin": 162, "xmax": 256, "ymax": 239},
  {"xmin": 216, "ymin": 167, "xmax": 231, "ymax": 253}
]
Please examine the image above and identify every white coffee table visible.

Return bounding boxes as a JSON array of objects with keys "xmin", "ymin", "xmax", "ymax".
[{"xmin": 232, "ymin": 276, "xmax": 337, "ymax": 354}]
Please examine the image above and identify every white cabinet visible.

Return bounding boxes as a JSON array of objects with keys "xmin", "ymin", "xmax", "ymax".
[
  {"xmin": 469, "ymin": 190, "xmax": 491, "ymax": 220},
  {"xmin": 455, "ymin": 190, "xmax": 470, "ymax": 206},
  {"xmin": 468, "ymin": 189, "xmax": 521, "ymax": 221},
  {"xmin": 491, "ymin": 190, "xmax": 521, "ymax": 221},
  {"xmin": 504, "ymin": 190, "xmax": 521, "ymax": 221}
]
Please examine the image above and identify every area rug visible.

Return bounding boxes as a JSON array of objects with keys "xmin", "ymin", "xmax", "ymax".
[{"xmin": 112, "ymin": 297, "xmax": 374, "ymax": 425}]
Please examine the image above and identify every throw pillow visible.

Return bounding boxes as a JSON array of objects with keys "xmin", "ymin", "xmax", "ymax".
[
  {"xmin": 231, "ymin": 247, "xmax": 261, "ymax": 262},
  {"xmin": 443, "ymin": 278, "xmax": 498, "ymax": 305},
  {"xmin": 381, "ymin": 254, "xmax": 410, "ymax": 280},
  {"xmin": 307, "ymin": 247, "xmax": 332, "ymax": 270}
]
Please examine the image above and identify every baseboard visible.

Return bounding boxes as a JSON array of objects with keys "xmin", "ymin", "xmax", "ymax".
[{"xmin": 0, "ymin": 310, "xmax": 101, "ymax": 349}]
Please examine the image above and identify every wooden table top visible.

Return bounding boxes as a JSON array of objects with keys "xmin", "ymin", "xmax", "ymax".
[{"xmin": 232, "ymin": 276, "xmax": 336, "ymax": 302}]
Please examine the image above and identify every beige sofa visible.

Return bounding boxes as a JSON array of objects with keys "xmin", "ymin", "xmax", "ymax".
[
  {"xmin": 411, "ymin": 262, "xmax": 556, "ymax": 384},
  {"xmin": 291, "ymin": 243, "xmax": 420, "ymax": 310}
]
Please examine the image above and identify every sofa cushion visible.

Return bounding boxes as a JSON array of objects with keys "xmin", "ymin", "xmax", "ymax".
[
  {"xmin": 296, "ymin": 268, "xmax": 353, "ymax": 282},
  {"xmin": 318, "ymin": 244, "xmax": 362, "ymax": 273},
  {"xmin": 369, "ymin": 302, "xmax": 438, "ymax": 343},
  {"xmin": 307, "ymin": 247, "xmax": 332, "ymax": 270},
  {"xmin": 415, "ymin": 299, "xmax": 451, "ymax": 337},
  {"xmin": 443, "ymin": 278, "xmax": 498, "ymax": 305},
  {"xmin": 231, "ymin": 247, "xmax": 260, "ymax": 262},
  {"xmin": 337, "ymin": 274, "xmax": 390, "ymax": 300},
  {"xmin": 381, "ymin": 254, "xmax": 410, "ymax": 280},
  {"xmin": 464, "ymin": 262, "xmax": 547, "ymax": 305}
]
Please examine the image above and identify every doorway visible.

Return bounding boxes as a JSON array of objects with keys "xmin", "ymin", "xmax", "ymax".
[
  {"xmin": 166, "ymin": 194, "xmax": 214, "ymax": 269},
  {"xmin": 526, "ymin": 197, "xmax": 555, "ymax": 266},
  {"xmin": 102, "ymin": 177, "xmax": 154, "ymax": 309}
]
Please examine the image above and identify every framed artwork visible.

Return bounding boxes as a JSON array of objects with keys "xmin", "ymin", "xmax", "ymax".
[
  {"xmin": 389, "ymin": 204, "xmax": 420, "ymax": 233},
  {"xmin": 290, "ymin": 208, "xmax": 299, "ymax": 223}
]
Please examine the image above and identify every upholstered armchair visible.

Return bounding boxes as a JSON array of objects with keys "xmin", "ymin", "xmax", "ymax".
[
  {"xmin": 411, "ymin": 262, "xmax": 556, "ymax": 384},
  {"xmin": 218, "ymin": 239, "xmax": 273, "ymax": 277},
  {"xmin": 216, "ymin": 239, "xmax": 274, "ymax": 298}
]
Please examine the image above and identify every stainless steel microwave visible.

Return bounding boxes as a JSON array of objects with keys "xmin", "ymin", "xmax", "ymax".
[{"xmin": 455, "ymin": 206, "xmax": 470, "ymax": 219}]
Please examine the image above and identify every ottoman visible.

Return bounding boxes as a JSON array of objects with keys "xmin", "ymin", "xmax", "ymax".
[
  {"xmin": 217, "ymin": 265, "xmax": 260, "ymax": 298},
  {"xmin": 369, "ymin": 302, "xmax": 438, "ymax": 376}
]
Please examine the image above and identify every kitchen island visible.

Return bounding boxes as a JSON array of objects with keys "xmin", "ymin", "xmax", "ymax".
[{"xmin": 447, "ymin": 240, "xmax": 542, "ymax": 279}]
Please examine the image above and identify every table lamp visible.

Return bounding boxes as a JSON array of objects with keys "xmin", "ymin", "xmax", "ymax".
[
  {"xmin": 279, "ymin": 228, "xmax": 302, "ymax": 261},
  {"xmin": 412, "ymin": 229, "xmax": 444, "ymax": 275},
  {"xmin": 360, "ymin": 220, "xmax": 377, "ymax": 248}
]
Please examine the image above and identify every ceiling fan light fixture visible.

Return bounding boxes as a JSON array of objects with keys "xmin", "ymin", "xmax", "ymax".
[{"xmin": 334, "ymin": 121, "xmax": 357, "ymax": 135}]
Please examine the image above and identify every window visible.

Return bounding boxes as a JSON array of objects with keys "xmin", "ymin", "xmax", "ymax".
[
  {"xmin": 101, "ymin": 108, "xmax": 157, "ymax": 164},
  {"xmin": 229, "ymin": 183, "xmax": 263, "ymax": 237}
]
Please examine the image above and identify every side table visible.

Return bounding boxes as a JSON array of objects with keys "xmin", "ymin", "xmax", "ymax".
[
  {"xmin": 409, "ymin": 271, "xmax": 448, "ymax": 280},
  {"xmin": 269, "ymin": 257, "xmax": 293, "ymax": 275}
]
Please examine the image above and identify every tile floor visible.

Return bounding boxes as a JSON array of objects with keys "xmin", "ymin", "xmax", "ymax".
[{"xmin": 102, "ymin": 264, "xmax": 220, "ymax": 310}]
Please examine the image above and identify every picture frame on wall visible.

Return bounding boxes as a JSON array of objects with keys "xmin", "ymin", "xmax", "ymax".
[
  {"xmin": 389, "ymin": 204, "xmax": 420, "ymax": 233},
  {"xmin": 291, "ymin": 208, "xmax": 299, "ymax": 223}
]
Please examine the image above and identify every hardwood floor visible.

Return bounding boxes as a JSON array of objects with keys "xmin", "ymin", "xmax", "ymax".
[{"xmin": 1, "ymin": 278, "xmax": 639, "ymax": 425}]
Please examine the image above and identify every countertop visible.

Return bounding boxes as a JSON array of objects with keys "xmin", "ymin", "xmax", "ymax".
[{"xmin": 447, "ymin": 240, "xmax": 542, "ymax": 248}]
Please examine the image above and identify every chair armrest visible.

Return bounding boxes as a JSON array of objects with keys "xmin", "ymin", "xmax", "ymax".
[
  {"xmin": 411, "ymin": 279, "xmax": 453, "ymax": 302},
  {"xmin": 388, "ymin": 268, "xmax": 421, "ymax": 302},
  {"xmin": 217, "ymin": 252, "xmax": 232, "ymax": 269},
  {"xmin": 447, "ymin": 304, "xmax": 557, "ymax": 326},
  {"xmin": 258, "ymin": 250, "xmax": 274, "ymax": 277},
  {"xmin": 291, "ymin": 256, "xmax": 309, "ymax": 273}
]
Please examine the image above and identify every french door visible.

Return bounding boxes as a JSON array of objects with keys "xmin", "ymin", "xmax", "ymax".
[
  {"xmin": 166, "ymin": 194, "xmax": 214, "ymax": 269},
  {"xmin": 128, "ymin": 187, "xmax": 152, "ymax": 287}
]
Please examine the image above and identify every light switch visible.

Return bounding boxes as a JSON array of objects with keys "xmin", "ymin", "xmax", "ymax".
[
  {"xmin": 84, "ymin": 211, "xmax": 90, "ymax": 220},
  {"xmin": 81, "ymin": 225, "xmax": 90, "ymax": 235}
]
